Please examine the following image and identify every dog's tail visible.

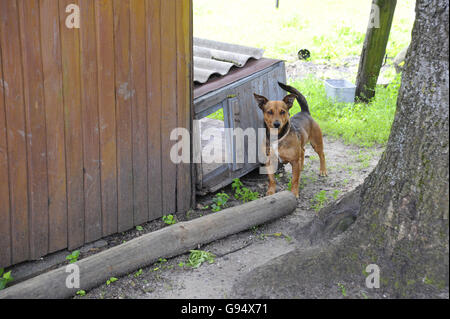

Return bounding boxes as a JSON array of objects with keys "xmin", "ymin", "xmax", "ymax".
[{"xmin": 278, "ymin": 82, "xmax": 310, "ymax": 114}]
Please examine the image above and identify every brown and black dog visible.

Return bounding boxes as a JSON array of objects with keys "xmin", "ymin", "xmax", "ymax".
[{"xmin": 254, "ymin": 82, "xmax": 327, "ymax": 198}]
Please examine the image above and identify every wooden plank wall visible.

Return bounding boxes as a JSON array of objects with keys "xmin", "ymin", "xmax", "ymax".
[{"xmin": 0, "ymin": 0, "xmax": 193, "ymax": 268}]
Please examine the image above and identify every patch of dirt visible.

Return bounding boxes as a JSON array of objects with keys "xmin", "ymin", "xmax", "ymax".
[
  {"xmin": 286, "ymin": 55, "xmax": 395, "ymax": 85},
  {"xmin": 77, "ymin": 136, "xmax": 384, "ymax": 299}
]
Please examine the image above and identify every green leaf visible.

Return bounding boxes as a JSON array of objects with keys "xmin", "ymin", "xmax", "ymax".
[
  {"xmin": 136, "ymin": 225, "xmax": 144, "ymax": 231},
  {"xmin": 3, "ymin": 271, "xmax": 12, "ymax": 281},
  {"xmin": 76, "ymin": 290, "xmax": 86, "ymax": 296}
]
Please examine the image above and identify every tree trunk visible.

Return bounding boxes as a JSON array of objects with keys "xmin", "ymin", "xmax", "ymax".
[
  {"xmin": 356, "ymin": 0, "xmax": 397, "ymax": 102},
  {"xmin": 234, "ymin": 0, "xmax": 448, "ymax": 298}
]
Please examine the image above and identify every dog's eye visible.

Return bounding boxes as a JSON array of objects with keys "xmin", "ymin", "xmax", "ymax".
[
  {"xmin": 268, "ymin": 110, "xmax": 274, "ymax": 115},
  {"xmin": 280, "ymin": 110, "xmax": 286, "ymax": 115}
]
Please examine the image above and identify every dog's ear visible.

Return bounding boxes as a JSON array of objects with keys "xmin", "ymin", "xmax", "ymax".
[
  {"xmin": 283, "ymin": 94, "xmax": 296, "ymax": 109},
  {"xmin": 254, "ymin": 93, "xmax": 269, "ymax": 111}
]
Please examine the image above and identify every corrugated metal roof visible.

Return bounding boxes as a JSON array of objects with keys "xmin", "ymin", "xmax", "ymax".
[{"xmin": 194, "ymin": 38, "xmax": 264, "ymax": 84}]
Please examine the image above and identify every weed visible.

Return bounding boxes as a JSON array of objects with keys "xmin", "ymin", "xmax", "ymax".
[
  {"xmin": 239, "ymin": 187, "xmax": 259, "ymax": 203},
  {"xmin": 231, "ymin": 178, "xmax": 244, "ymax": 197},
  {"xmin": 106, "ymin": 277, "xmax": 118, "ymax": 285},
  {"xmin": 338, "ymin": 283, "xmax": 347, "ymax": 297},
  {"xmin": 76, "ymin": 290, "xmax": 86, "ymax": 296},
  {"xmin": 212, "ymin": 192, "xmax": 230, "ymax": 212},
  {"xmin": 332, "ymin": 190, "xmax": 341, "ymax": 200},
  {"xmin": 357, "ymin": 151, "xmax": 372, "ymax": 168},
  {"xmin": 162, "ymin": 214, "xmax": 177, "ymax": 225},
  {"xmin": 136, "ymin": 225, "xmax": 144, "ymax": 231},
  {"xmin": 311, "ymin": 190, "xmax": 329, "ymax": 212},
  {"xmin": 232, "ymin": 178, "xmax": 259, "ymax": 203},
  {"xmin": 66, "ymin": 250, "xmax": 80, "ymax": 264},
  {"xmin": 185, "ymin": 250, "xmax": 216, "ymax": 269},
  {"xmin": 134, "ymin": 269, "xmax": 143, "ymax": 278},
  {"xmin": 0, "ymin": 268, "xmax": 13, "ymax": 290}
]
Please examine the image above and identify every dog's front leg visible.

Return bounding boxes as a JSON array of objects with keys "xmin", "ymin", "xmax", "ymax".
[
  {"xmin": 291, "ymin": 160, "xmax": 301, "ymax": 198},
  {"xmin": 265, "ymin": 155, "xmax": 277, "ymax": 196}
]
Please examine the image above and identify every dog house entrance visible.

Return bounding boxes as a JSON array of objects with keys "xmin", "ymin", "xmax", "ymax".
[{"xmin": 194, "ymin": 97, "xmax": 248, "ymax": 194}]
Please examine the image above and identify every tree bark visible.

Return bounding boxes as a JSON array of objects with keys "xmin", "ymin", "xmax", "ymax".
[
  {"xmin": 234, "ymin": 0, "xmax": 448, "ymax": 298},
  {"xmin": 356, "ymin": 0, "xmax": 397, "ymax": 102}
]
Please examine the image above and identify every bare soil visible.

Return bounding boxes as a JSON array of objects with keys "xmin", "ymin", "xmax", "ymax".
[{"xmin": 76, "ymin": 136, "xmax": 384, "ymax": 299}]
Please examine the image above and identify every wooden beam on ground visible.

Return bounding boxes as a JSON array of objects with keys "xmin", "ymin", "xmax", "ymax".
[{"xmin": 0, "ymin": 191, "xmax": 297, "ymax": 299}]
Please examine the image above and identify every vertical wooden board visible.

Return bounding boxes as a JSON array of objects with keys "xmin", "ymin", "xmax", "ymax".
[
  {"xmin": 18, "ymin": 0, "xmax": 50, "ymax": 260},
  {"xmin": 268, "ymin": 68, "xmax": 280, "ymax": 101},
  {"xmin": 160, "ymin": 0, "xmax": 177, "ymax": 215},
  {"xmin": 276, "ymin": 63, "xmax": 287, "ymax": 100},
  {"xmin": 59, "ymin": 0, "xmax": 85, "ymax": 249},
  {"xmin": 146, "ymin": 0, "xmax": 163, "ymax": 220},
  {"xmin": 130, "ymin": 0, "xmax": 148, "ymax": 225},
  {"xmin": 95, "ymin": 0, "xmax": 118, "ymax": 236},
  {"xmin": 40, "ymin": 0, "xmax": 68, "ymax": 253},
  {"xmin": 79, "ymin": 0, "xmax": 102, "ymax": 243},
  {"xmin": 0, "ymin": 0, "xmax": 30, "ymax": 264},
  {"xmin": 0, "ymin": 41, "xmax": 11, "ymax": 267},
  {"xmin": 235, "ymin": 81, "xmax": 253, "ymax": 166},
  {"xmin": 113, "ymin": 0, "xmax": 133, "ymax": 231},
  {"xmin": 176, "ymin": 0, "xmax": 192, "ymax": 213}
]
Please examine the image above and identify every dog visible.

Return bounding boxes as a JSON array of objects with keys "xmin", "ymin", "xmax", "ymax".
[{"xmin": 254, "ymin": 82, "xmax": 327, "ymax": 198}]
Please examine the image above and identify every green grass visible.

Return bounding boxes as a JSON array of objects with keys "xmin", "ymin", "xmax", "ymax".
[
  {"xmin": 194, "ymin": 0, "xmax": 415, "ymax": 62},
  {"xmin": 289, "ymin": 74, "xmax": 401, "ymax": 146}
]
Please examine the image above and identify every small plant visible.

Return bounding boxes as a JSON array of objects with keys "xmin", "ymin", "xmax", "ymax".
[
  {"xmin": 136, "ymin": 225, "xmax": 144, "ymax": 231},
  {"xmin": 311, "ymin": 190, "xmax": 328, "ymax": 212},
  {"xmin": 239, "ymin": 187, "xmax": 259, "ymax": 203},
  {"xmin": 211, "ymin": 192, "xmax": 230, "ymax": 212},
  {"xmin": 338, "ymin": 283, "xmax": 347, "ymax": 297},
  {"xmin": 106, "ymin": 277, "xmax": 118, "ymax": 285},
  {"xmin": 232, "ymin": 178, "xmax": 259, "ymax": 203},
  {"xmin": 185, "ymin": 250, "xmax": 216, "ymax": 269},
  {"xmin": 162, "ymin": 214, "xmax": 177, "ymax": 225},
  {"xmin": 0, "ymin": 268, "xmax": 13, "ymax": 290},
  {"xmin": 357, "ymin": 151, "xmax": 372, "ymax": 169},
  {"xmin": 332, "ymin": 190, "xmax": 341, "ymax": 200},
  {"xmin": 134, "ymin": 269, "xmax": 143, "ymax": 278},
  {"xmin": 76, "ymin": 290, "xmax": 86, "ymax": 296},
  {"xmin": 66, "ymin": 250, "xmax": 80, "ymax": 264},
  {"xmin": 231, "ymin": 178, "xmax": 244, "ymax": 198}
]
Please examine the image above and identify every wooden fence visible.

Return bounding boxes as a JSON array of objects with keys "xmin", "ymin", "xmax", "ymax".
[{"xmin": 0, "ymin": 0, "xmax": 193, "ymax": 268}]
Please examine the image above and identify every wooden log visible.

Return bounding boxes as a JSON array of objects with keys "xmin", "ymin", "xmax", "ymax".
[{"xmin": 0, "ymin": 191, "xmax": 297, "ymax": 299}]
